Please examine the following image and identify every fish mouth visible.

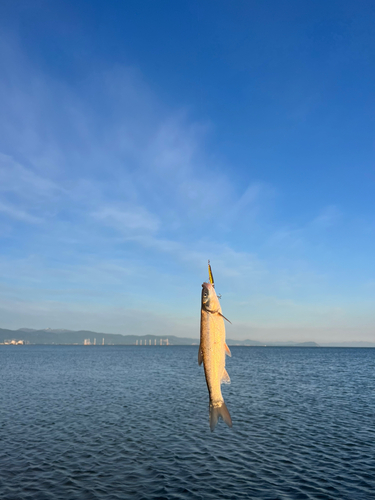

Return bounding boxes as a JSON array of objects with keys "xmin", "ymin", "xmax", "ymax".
[{"xmin": 202, "ymin": 282, "xmax": 213, "ymax": 290}]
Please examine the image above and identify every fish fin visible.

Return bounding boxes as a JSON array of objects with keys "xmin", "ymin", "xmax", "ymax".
[
  {"xmin": 218, "ymin": 312, "xmax": 232, "ymax": 324},
  {"xmin": 209, "ymin": 402, "xmax": 232, "ymax": 431},
  {"xmin": 198, "ymin": 345, "xmax": 203, "ymax": 366},
  {"xmin": 225, "ymin": 343, "xmax": 232, "ymax": 357},
  {"xmin": 221, "ymin": 368, "xmax": 231, "ymax": 384}
]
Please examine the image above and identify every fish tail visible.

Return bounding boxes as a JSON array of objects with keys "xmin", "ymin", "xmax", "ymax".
[{"xmin": 209, "ymin": 401, "xmax": 232, "ymax": 431}]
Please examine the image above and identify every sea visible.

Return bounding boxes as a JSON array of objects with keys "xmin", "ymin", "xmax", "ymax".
[{"xmin": 0, "ymin": 345, "xmax": 374, "ymax": 500}]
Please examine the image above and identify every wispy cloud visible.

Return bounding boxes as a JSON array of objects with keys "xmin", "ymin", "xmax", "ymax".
[
  {"xmin": 267, "ymin": 204, "xmax": 343, "ymax": 252},
  {"xmin": 0, "ymin": 200, "xmax": 42, "ymax": 224},
  {"xmin": 0, "ymin": 36, "xmax": 371, "ymax": 341},
  {"xmin": 311, "ymin": 205, "xmax": 341, "ymax": 229},
  {"xmin": 93, "ymin": 206, "xmax": 160, "ymax": 233},
  {"xmin": 0, "ymin": 293, "xmax": 196, "ymax": 337},
  {"xmin": 0, "ymin": 153, "xmax": 61, "ymax": 198},
  {"xmin": 0, "ymin": 153, "xmax": 63, "ymax": 224}
]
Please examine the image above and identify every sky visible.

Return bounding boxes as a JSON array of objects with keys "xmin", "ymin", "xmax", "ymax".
[{"xmin": 0, "ymin": 0, "xmax": 374, "ymax": 343}]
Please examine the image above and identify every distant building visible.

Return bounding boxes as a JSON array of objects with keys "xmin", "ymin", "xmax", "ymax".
[{"xmin": 4, "ymin": 339, "xmax": 25, "ymax": 345}]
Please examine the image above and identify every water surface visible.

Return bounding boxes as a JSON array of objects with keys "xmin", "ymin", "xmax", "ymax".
[{"xmin": 1, "ymin": 346, "xmax": 374, "ymax": 499}]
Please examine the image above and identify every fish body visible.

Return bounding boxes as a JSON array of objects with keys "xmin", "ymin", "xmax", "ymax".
[{"xmin": 199, "ymin": 281, "xmax": 232, "ymax": 431}]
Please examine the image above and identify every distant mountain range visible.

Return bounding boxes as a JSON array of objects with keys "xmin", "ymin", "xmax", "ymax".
[
  {"xmin": 0, "ymin": 328, "xmax": 195, "ymax": 346},
  {"xmin": 0, "ymin": 327, "xmax": 318, "ymax": 346},
  {"xmin": 0, "ymin": 327, "xmax": 373, "ymax": 347}
]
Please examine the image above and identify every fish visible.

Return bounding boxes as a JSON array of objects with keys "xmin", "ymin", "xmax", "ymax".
[{"xmin": 199, "ymin": 278, "xmax": 232, "ymax": 431}]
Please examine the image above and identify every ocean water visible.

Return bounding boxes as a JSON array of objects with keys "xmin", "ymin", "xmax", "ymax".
[{"xmin": 0, "ymin": 346, "xmax": 374, "ymax": 500}]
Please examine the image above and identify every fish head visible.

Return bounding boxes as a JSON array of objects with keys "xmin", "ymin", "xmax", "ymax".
[{"xmin": 201, "ymin": 282, "xmax": 220, "ymax": 312}]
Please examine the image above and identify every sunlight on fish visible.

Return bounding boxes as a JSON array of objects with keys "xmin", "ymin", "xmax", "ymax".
[{"xmin": 199, "ymin": 261, "xmax": 232, "ymax": 431}]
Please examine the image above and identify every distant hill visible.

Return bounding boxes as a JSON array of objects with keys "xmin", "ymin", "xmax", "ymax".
[
  {"xmin": 0, "ymin": 328, "xmax": 196, "ymax": 345},
  {"xmin": 226, "ymin": 339, "xmax": 320, "ymax": 347},
  {"xmin": 3, "ymin": 328, "xmax": 373, "ymax": 347},
  {"xmin": 226, "ymin": 338, "xmax": 265, "ymax": 346},
  {"xmin": 320, "ymin": 341, "xmax": 375, "ymax": 347},
  {"xmin": 294, "ymin": 342, "xmax": 320, "ymax": 347},
  {"xmin": 0, "ymin": 327, "xmax": 325, "ymax": 346},
  {"xmin": 17, "ymin": 328, "xmax": 72, "ymax": 334}
]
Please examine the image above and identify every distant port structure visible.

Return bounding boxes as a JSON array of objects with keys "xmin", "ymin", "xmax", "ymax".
[
  {"xmin": 83, "ymin": 337, "xmax": 170, "ymax": 346},
  {"xmin": 84, "ymin": 338, "xmax": 105, "ymax": 345},
  {"xmin": 2, "ymin": 339, "xmax": 26, "ymax": 345},
  {"xmin": 0, "ymin": 328, "xmax": 196, "ymax": 346},
  {"xmin": 136, "ymin": 338, "xmax": 169, "ymax": 345}
]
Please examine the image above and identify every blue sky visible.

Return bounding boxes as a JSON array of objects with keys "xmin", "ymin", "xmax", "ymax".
[{"xmin": 0, "ymin": 1, "xmax": 374, "ymax": 342}]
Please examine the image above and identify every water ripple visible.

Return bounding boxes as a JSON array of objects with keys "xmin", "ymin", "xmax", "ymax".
[{"xmin": 1, "ymin": 346, "xmax": 375, "ymax": 499}]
